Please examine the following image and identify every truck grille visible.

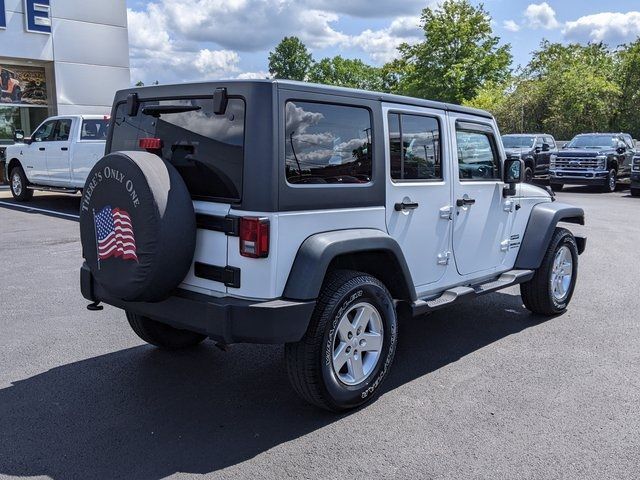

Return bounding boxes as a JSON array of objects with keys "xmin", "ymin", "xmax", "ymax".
[
  {"xmin": 554, "ymin": 157, "xmax": 600, "ymax": 169},
  {"xmin": 633, "ymin": 158, "xmax": 640, "ymax": 172}
]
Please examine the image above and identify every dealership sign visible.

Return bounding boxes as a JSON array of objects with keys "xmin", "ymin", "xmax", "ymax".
[{"xmin": 0, "ymin": 0, "xmax": 52, "ymax": 34}]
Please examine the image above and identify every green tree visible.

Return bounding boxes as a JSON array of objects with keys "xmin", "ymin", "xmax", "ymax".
[
  {"xmin": 615, "ymin": 39, "xmax": 640, "ymax": 138},
  {"xmin": 308, "ymin": 56, "xmax": 385, "ymax": 91},
  {"xmin": 394, "ymin": 0, "xmax": 511, "ymax": 103},
  {"xmin": 268, "ymin": 36, "xmax": 313, "ymax": 81}
]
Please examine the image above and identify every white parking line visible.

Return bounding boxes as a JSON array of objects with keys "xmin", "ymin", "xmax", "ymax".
[{"xmin": 0, "ymin": 200, "xmax": 80, "ymax": 219}]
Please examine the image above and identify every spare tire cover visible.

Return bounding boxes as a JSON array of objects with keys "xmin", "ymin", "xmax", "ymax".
[{"xmin": 79, "ymin": 151, "xmax": 196, "ymax": 302}]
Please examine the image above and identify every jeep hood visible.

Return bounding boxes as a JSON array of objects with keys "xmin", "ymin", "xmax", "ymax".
[{"xmin": 516, "ymin": 183, "xmax": 552, "ymax": 198}]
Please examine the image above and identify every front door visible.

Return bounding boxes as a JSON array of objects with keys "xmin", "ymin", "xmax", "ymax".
[
  {"xmin": 46, "ymin": 118, "xmax": 73, "ymax": 184},
  {"xmin": 384, "ymin": 105, "xmax": 452, "ymax": 289},
  {"xmin": 23, "ymin": 119, "xmax": 56, "ymax": 182},
  {"xmin": 450, "ymin": 116, "xmax": 513, "ymax": 276}
]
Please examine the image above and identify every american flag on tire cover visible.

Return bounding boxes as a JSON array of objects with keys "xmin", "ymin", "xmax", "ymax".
[{"xmin": 94, "ymin": 206, "xmax": 138, "ymax": 262}]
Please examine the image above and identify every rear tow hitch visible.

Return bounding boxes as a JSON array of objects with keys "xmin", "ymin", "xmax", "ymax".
[{"xmin": 87, "ymin": 301, "xmax": 104, "ymax": 311}]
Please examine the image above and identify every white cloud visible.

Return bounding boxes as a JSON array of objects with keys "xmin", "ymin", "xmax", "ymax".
[
  {"xmin": 194, "ymin": 50, "xmax": 240, "ymax": 74},
  {"xmin": 563, "ymin": 12, "xmax": 640, "ymax": 44},
  {"xmin": 349, "ymin": 15, "xmax": 422, "ymax": 64},
  {"xmin": 503, "ymin": 20, "xmax": 521, "ymax": 32},
  {"xmin": 236, "ymin": 71, "xmax": 271, "ymax": 80},
  {"xmin": 524, "ymin": 2, "xmax": 560, "ymax": 30}
]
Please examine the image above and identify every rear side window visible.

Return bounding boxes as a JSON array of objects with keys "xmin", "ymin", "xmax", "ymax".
[
  {"xmin": 53, "ymin": 119, "xmax": 72, "ymax": 141},
  {"xmin": 388, "ymin": 113, "xmax": 442, "ymax": 181},
  {"xmin": 111, "ymin": 97, "xmax": 245, "ymax": 202},
  {"xmin": 456, "ymin": 129, "xmax": 501, "ymax": 181},
  {"xmin": 81, "ymin": 119, "xmax": 109, "ymax": 140},
  {"xmin": 285, "ymin": 101, "xmax": 372, "ymax": 185}
]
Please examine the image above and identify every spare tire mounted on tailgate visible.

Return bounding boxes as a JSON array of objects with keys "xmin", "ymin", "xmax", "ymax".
[{"xmin": 79, "ymin": 151, "xmax": 196, "ymax": 302}]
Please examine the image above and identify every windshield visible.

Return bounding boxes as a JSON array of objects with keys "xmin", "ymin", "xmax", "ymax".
[
  {"xmin": 110, "ymin": 97, "xmax": 245, "ymax": 202},
  {"xmin": 502, "ymin": 136, "xmax": 535, "ymax": 149},
  {"xmin": 567, "ymin": 135, "xmax": 617, "ymax": 149}
]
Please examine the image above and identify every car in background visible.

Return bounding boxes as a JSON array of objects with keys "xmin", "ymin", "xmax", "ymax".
[
  {"xmin": 502, "ymin": 133, "xmax": 557, "ymax": 182},
  {"xmin": 5, "ymin": 115, "xmax": 108, "ymax": 201},
  {"xmin": 549, "ymin": 133, "xmax": 635, "ymax": 193}
]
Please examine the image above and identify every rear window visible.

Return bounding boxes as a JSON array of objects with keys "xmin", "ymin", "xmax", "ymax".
[
  {"xmin": 110, "ymin": 97, "xmax": 245, "ymax": 202},
  {"xmin": 81, "ymin": 119, "xmax": 109, "ymax": 140}
]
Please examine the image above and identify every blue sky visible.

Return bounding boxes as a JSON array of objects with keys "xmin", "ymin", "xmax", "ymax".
[{"xmin": 125, "ymin": 0, "xmax": 640, "ymax": 84}]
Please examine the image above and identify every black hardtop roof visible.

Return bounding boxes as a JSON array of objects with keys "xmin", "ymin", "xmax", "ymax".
[{"xmin": 114, "ymin": 79, "xmax": 494, "ymax": 120}]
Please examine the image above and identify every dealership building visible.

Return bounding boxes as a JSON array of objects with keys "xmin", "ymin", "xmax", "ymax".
[{"xmin": 0, "ymin": 0, "xmax": 130, "ymax": 143}]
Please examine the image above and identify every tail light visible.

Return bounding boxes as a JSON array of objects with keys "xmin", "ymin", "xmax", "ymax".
[
  {"xmin": 139, "ymin": 137, "xmax": 163, "ymax": 150},
  {"xmin": 239, "ymin": 217, "xmax": 269, "ymax": 258}
]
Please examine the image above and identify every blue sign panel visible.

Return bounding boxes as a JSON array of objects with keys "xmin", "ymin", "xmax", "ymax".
[
  {"xmin": 24, "ymin": 0, "xmax": 51, "ymax": 34},
  {"xmin": 0, "ymin": 0, "xmax": 6, "ymax": 29}
]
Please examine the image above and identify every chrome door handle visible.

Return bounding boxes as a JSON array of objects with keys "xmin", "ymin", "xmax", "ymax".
[
  {"xmin": 456, "ymin": 198, "xmax": 476, "ymax": 207},
  {"xmin": 394, "ymin": 201, "xmax": 419, "ymax": 211}
]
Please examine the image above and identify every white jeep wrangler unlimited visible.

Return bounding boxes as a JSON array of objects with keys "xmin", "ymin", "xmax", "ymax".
[{"xmin": 79, "ymin": 81, "xmax": 586, "ymax": 411}]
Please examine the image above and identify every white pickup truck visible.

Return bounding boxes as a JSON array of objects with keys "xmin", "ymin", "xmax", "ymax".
[{"xmin": 5, "ymin": 115, "xmax": 108, "ymax": 201}]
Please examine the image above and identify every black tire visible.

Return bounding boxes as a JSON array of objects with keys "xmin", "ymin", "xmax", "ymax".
[
  {"xmin": 285, "ymin": 270, "xmax": 398, "ymax": 412},
  {"xmin": 521, "ymin": 227, "xmax": 578, "ymax": 316},
  {"xmin": 9, "ymin": 166, "xmax": 33, "ymax": 202},
  {"xmin": 126, "ymin": 311, "xmax": 207, "ymax": 350},
  {"xmin": 550, "ymin": 182, "xmax": 563, "ymax": 192},
  {"xmin": 524, "ymin": 167, "xmax": 534, "ymax": 183},
  {"xmin": 602, "ymin": 169, "xmax": 617, "ymax": 193},
  {"xmin": 631, "ymin": 188, "xmax": 640, "ymax": 197}
]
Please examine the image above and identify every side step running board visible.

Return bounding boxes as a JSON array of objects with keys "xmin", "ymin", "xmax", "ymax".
[
  {"xmin": 410, "ymin": 269, "xmax": 534, "ymax": 317},
  {"xmin": 27, "ymin": 185, "xmax": 79, "ymax": 194}
]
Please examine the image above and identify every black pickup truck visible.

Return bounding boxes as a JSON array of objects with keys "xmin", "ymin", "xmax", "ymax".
[
  {"xmin": 549, "ymin": 133, "xmax": 635, "ymax": 193},
  {"xmin": 502, "ymin": 134, "xmax": 557, "ymax": 182}
]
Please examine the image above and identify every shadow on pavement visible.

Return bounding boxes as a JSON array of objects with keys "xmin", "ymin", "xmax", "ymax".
[
  {"xmin": 0, "ymin": 194, "xmax": 81, "ymax": 221},
  {"xmin": 0, "ymin": 292, "xmax": 549, "ymax": 479}
]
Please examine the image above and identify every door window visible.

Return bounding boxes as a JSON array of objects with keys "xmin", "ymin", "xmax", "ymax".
[
  {"xmin": 544, "ymin": 136, "xmax": 555, "ymax": 148},
  {"xmin": 53, "ymin": 119, "xmax": 72, "ymax": 141},
  {"xmin": 388, "ymin": 113, "xmax": 442, "ymax": 181},
  {"xmin": 456, "ymin": 129, "xmax": 501, "ymax": 181},
  {"xmin": 32, "ymin": 120, "xmax": 56, "ymax": 142},
  {"xmin": 285, "ymin": 101, "xmax": 372, "ymax": 185}
]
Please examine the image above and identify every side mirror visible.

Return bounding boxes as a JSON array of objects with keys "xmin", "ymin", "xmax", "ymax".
[
  {"xmin": 617, "ymin": 146, "xmax": 626, "ymax": 155},
  {"xmin": 13, "ymin": 129, "xmax": 24, "ymax": 142},
  {"xmin": 542, "ymin": 143, "xmax": 550, "ymax": 152},
  {"xmin": 503, "ymin": 158, "xmax": 524, "ymax": 196}
]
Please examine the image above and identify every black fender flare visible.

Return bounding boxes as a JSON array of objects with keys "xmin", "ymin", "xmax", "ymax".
[
  {"xmin": 283, "ymin": 229, "xmax": 416, "ymax": 301},
  {"xmin": 515, "ymin": 202, "xmax": 585, "ymax": 270}
]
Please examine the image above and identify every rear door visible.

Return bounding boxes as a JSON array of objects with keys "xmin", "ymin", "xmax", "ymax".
[
  {"xmin": 109, "ymin": 96, "xmax": 246, "ymax": 295},
  {"xmin": 450, "ymin": 114, "xmax": 514, "ymax": 276},
  {"xmin": 384, "ymin": 104, "xmax": 452, "ymax": 289},
  {"xmin": 46, "ymin": 118, "xmax": 73, "ymax": 184}
]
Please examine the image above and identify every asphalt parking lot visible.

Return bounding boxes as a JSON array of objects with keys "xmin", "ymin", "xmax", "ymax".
[{"xmin": 0, "ymin": 185, "xmax": 638, "ymax": 480}]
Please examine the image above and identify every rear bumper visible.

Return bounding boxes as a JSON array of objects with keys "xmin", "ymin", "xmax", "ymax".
[
  {"xmin": 550, "ymin": 169, "xmax": 608, "ymax": 185},
  {"xmin": 80, "ymin": 264, "xmax": 315, "ymax": 344}
]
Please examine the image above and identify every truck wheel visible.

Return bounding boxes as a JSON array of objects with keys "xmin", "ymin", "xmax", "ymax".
[
  {"xmin": 9, "ymin": 166, "xmax": 33, "ymax": 202},
  {"xmin": 521, "ymin": 227, "xmax": 578, "ymax": 316},
  {"xmin": 524, "ymin": 167, "xmax": 534, "ymax": 183},
  {"xmin": 602, "ymin": 169, "xmax": 617, "ymax": 193},
  {"xmin": 550, "ymin": 183, "xmax": 563, "ymax": 192},
  {"xmin": 631, "ymin": 188, "xmax": 640, "ymax": 197},
  {"xmin": 126, "ymin": 311, "xmax": 207, "ymax": 350},
  {"xmin": 285, "ymin": 270, "xmax": 397, "ymax": 411}
]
